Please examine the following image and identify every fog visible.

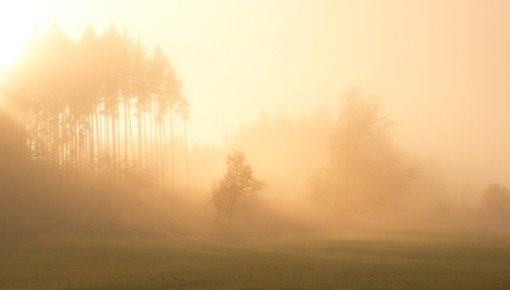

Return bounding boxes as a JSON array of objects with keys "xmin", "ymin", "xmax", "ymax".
[
  {"xmin": 1, "ymin": 1, "xmax": 510, "ymax": 244},
  {"xmin": 1, "ymin": 83, "xmax": 508, "ymax": 241}
]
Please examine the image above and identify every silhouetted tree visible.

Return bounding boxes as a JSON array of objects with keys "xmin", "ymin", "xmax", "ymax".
[
  {"xmin": 311, "ymin": 90, "xmax": 411, "ymax": 213},
  {"xmin": 179, "ymin": 98, "xmax": 190, "ymax": 186},
  {"xmin": 211, "ymin": 151, "xmax": 264, "ymax": 216},
  {"xmin": 480, "ymin": 183, "xmax": 510, "ymax": 224}
]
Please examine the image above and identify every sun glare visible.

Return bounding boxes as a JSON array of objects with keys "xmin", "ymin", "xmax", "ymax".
[{"xmin": 0, "ymin": 1, "xmax": 44, "ymax": 70}]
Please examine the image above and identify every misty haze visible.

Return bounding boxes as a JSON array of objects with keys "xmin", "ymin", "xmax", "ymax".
[{"xmin": 1, "ymin": 1, "xmax": 510, "ymax": 289}]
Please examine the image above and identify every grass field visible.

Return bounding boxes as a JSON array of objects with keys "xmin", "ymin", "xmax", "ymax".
[{"xmin": 1, "ymin": 228, "xmax": 510, "ymax": 289}]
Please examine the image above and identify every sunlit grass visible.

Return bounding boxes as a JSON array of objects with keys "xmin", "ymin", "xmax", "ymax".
[{"xmin": 1, "ymin": 229, "xmax": 510, "ymax": 289}]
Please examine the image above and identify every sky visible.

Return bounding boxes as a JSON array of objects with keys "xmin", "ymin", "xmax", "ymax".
[{"xmin": 1, "ymin": 0, "xmax": 509, "ymax": 184}]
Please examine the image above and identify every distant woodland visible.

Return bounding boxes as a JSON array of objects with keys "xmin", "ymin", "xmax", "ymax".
[{"xmin": 1, "ymin": 26, "xmax": 509, "ymax": 240}]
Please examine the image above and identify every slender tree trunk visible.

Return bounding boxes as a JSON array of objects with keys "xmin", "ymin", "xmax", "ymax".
[
  {"xmin": 159, "ymin": 112, "xmax": 164, "ymax": 186},
  {"xmin": 161, "ymin": 109, "xmax": 167, "ymax": 186},
  {"xmin": 105, "ymin": 109, "xmax": 110, "ymax": 173},
  {"xmin": 137, "ymin": 105, "xmax": 143, "ymax": 170},
  {"xmin": 112, "ymin": 112, "xmax": 116, "ymax": 174},
  {"xmin": 170, "ymin": 108, "xmax": 175, "ymax": 189},
  {"xmin": 112, "ymin": 107, "xmax": 117, "ymax": 175},
  {"xmin": 128, "ymin": 97, "xmax": 135, "ymax": 170},
  {"xmin": 143, "ymin": 109, "xmax": 148, "ymax": 171},
  {"xmin": 183, "ymin": 117, "xmax": 189, "ymax": 187},
  {"xmin": 94, "ymin": 107, "xmax": 101, "ymax": 171},
  {"xmin": 52, "ymin": 111, "xmax": 58, "ymax": 166},
  {"xmin": 74, "ymin": 117, "xmax": 78, "ymax": 171},
  {"xmin": 124, "ymin": 97, "xmax": 129, "ymax": 173},
  {"xmin": 88, "ymin": 114, "xmax": 94, "ymax": 171},
  {"xmin": 116, "ymin": 105, "xmax": 121, "ymax": 174},
  {"xmin": 151, "ymin": 99, "xmax": 156, "ymax": 173}
]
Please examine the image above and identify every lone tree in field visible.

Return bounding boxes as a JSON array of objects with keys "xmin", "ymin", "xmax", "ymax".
[{"xmin": 211, "ymin": 151, "xmax": 264, "ymax": 216}]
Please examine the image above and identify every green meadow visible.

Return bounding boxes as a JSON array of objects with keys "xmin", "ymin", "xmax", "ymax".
[{"xmin": 1, "ymin": 229, "xmax": 510, "ymax": 290}]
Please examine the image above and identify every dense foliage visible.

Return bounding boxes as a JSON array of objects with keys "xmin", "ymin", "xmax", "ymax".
[{"xmin": 211, "ymin": 151, "xmax": 264, "ymax": 216}]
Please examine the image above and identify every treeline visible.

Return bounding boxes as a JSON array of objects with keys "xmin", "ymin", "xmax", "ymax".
[
  {"xmin": 225, "ymin": 92, "xmax": 417, "ymax": 217},
  {"xmin": 225, "ymin": 108, "xmax": 333, "ymax": 198},
  {"xmin": 6, "ymin": 25, "xmax": 188, "ymax": 186}
]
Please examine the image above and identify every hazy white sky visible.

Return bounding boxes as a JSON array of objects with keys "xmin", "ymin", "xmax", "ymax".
[{"xmin": 1, "ymin": 0, "xmax": 510, "ymax": 184}]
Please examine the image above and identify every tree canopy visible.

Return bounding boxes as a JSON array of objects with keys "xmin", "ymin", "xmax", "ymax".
[
  {"xmin": 4, "ymin": 25, "xmax": 188, "ymax": 186},
  {"xmin": 211, "ymin": 151, "xmax": 264, "ymax": 216},
  {"xmin": 311, "ymin": 90, "xmax": 412, "ymax": 214}
]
